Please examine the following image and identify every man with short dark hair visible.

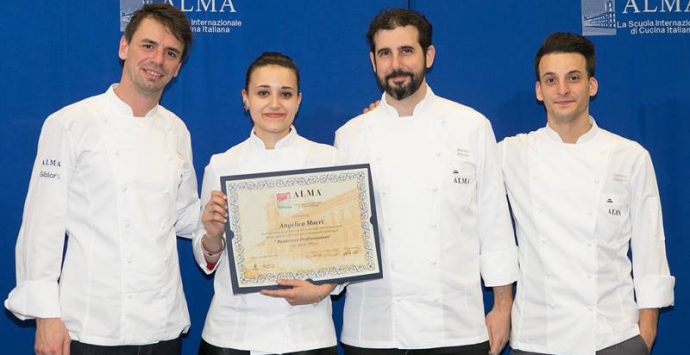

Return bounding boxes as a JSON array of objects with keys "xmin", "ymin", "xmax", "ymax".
[
  {"xmin": 336, "ymin": 8, "xmax": 518, "ymax": 355},
  {"xmin": 5, "ymin": 4, "xmax": 199, "ymax": 355},
  {"xmin": 500, "ymin": 32, "xmax": 675, "ymax": 355}
]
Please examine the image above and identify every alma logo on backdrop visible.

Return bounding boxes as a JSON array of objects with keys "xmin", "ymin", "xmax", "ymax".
[
  {"xmin": 582, "ymin": 0, "xmax": 617, "ymax": 35},
  {"xmin": 582, "ymin": 0, "xmax": 690, "ymax": 36},
  {"xmin": 120, "ymin": 0, "xmax": 241, "ymax": 34}
]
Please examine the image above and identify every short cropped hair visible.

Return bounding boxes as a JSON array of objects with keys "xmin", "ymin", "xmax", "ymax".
[
  {"xmin": 366, "ymin": 8, "xmax": 433, "ymax": 54},
  {"xmin": 124, "ymin": 4, "xmax": 193, "ymax": 61},
  {"xmin": 535, "ymin": 32, "xmax": 595, "ymax": 81}
]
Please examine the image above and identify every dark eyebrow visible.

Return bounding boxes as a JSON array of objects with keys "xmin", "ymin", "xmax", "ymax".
[
  {"xmin": 140, "ymin": 38, "xmax": 182, "ymax": 56},
  {"xmin": 376, "ymin": 48, "xmax": 391, "ymax": 55},
  {"xmin": 253, "ymin": 85, "xmax": 296, "ymax": 91}
]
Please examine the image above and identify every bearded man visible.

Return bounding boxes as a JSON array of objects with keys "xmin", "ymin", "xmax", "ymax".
[{"xmin": 334, "ymin": 8, "xmax": 518, "ymax": 355}]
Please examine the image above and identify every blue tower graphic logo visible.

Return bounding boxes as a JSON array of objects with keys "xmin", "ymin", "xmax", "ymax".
[
  {"xmin": 582, "ymin": 0, "xmax": 617, "ymax": 36},
  {"xmin": 120, "ymin": 0, "xmax": 160, "ymax": 32}
]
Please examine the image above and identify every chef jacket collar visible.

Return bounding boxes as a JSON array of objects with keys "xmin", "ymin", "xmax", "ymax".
[
  {"xmin": 105, "ymin": 84, "xmax": 161, "ymax": 118},
  {"xmin": 545, "ymin": 116, "xmax": 599, "ymax": 144},
  {"xmin": 379, "ymin": 84, "xmax": 435, "ymax": 118},
  {"xmin": 248, "ymin": 125, "xmax": 298, "ymax": 150}
]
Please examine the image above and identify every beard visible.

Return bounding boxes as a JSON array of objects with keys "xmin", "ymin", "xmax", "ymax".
[{"xmin": 377, "ymin": 69, "xmax": 425, "ymax": 101}]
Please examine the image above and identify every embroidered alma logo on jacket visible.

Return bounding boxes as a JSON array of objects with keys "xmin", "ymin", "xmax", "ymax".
[
  {"xmin": 39, "ymin": 159, "xmax": 62, "ymax": 179},
  {"xmin": 452, "ymin": 170, "xmax": 471, "ymax": 185},
  {"xmin": 605, "ymin": 198, "xmax": 621, "ymax": 216},
  {"xmin": 42, "ymin": 159, "xmax": 61, "ymax": 167}
]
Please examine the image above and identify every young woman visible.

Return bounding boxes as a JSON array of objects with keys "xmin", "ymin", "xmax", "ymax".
[{"xmin": 193, "ymin": 52, "xmax": 339, "ymax": 355}]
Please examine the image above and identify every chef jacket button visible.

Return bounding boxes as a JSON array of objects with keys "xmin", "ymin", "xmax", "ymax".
[
  {"xmin": 594, "ymin": 179, "xmax": 600, "ymax": 184},
  {"xmin": 430, "ymin": 224, "xmax": 437, "ymax": 229},
  {"xmin": 375, "ymin": 157, "xmax": 382, "ymax": 162},
  {"xmin": 114, "ymin": 150, "xmax": 120, "ymax": 156},
  {"xmin": 432, "ymin": 186, "xmax": 439, "ymax": 192},
  {"xmin": 548, "ymin": 303, "xmax": 555, "ymax": 309},
  {"xmin": 386, "ymin": 227, "xmax": 392, "ymax": 232},
  {"xmin": 430, "ymin": 261, "xmax": 438, "ymax": 266},
  {"xmin": 540, "ymin": 239, "xmax": 547, "ymax": 244},
  {"xmin": 121, "ymin": 185, "xmax": 128, "ymax": 192},
  {"xmin": 124, "ymin": 223, "xmax": 131, "ymax": 229},
  {"xmin": 126, "ymin": 259, "xmax": 132, "ymax": 265},
  {"xmin": 587, "ymin": 274, "xmax": 593, "ymax": 279},
  {"xmin": 532, "ymin": 176, "xmax": 537, "ymax": 181},
  {"xmin": 587, "ymin": 211, "xmax": 593, "ymax": 216},
  {"xmin": 435, "ymin": 152, "xmax": 441, "ymax": 157},
  {"xmin": 587, "ymin": 243, "xmax": 593, "ymax": 248},
  {"xmin": 167, "ymin": 156, "xmax": 173, "ymax": 162}
]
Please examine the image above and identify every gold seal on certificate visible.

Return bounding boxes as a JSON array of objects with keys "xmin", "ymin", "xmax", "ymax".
[{"xmin": 221, "ymin": 164, "xmax": 382, "ymax": 294}]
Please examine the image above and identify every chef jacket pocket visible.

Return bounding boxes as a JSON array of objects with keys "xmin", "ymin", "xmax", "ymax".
[
  {"xmin": 444, "ymin": 161, "xmax": 477, "ymax": 211},
  {"xmin": 597, "ymin": 192, "xmax": 631, "ymax": 241}
]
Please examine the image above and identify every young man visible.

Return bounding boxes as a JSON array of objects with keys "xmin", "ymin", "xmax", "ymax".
[
  {"xmin": 500, "ymin": 32, "xmax": 675, "ymax": 355},
  {"xmin": 335, "ymin": 9, "xmax": 518, "ymax": 355},
  {"xmin": 5, "ymin": 4, "xmax": 198, "ymax": 355}
]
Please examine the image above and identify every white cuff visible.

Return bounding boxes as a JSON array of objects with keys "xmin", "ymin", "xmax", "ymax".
[
  {"xmin": 635, "ymin": 275, "xmax": 675, "ymax": 308},
  {"xmin": 480, "ymin": 246, "xmax": 519, "ymax": 287},
  {"xmin": 5, "ymin": 280, "xmax": 61, "ymax": 320}
]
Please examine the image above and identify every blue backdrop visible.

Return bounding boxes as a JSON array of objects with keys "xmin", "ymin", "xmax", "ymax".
[{"xmin": 1, "ymin": 1, "xmax": 687, "ymax": 354}]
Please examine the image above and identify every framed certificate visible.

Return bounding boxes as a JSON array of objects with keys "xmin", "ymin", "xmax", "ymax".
[{"xmin": 220, "ymin": 164, "xmax": 382, "ymax": 294}]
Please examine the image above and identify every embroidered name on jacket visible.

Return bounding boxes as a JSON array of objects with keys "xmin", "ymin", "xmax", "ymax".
[{"xmin": 39, "ymin": 158, "xmax": 62, "ymax": 179}]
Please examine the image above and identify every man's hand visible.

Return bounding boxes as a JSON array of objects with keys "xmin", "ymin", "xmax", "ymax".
[
  {"xmin": 362, "ymin": 100, "xmax": 381, "ymax": 114},
  {"xmin": 639, "ymin": 308, "xmax": 659, "ymax": 352},
  {"xmin": 486, "ymin": 284, "xmax": 513, "ymax": 355},
  {"xmin": 202, "ymin": 190, "xmax": 227, "ymax": 239},
  {"xmin": 35, "ymin": 318, "xmax": 70, "ymax": 355},
  {"xmin": 260, "ymin": 280, "xmax": 336, "ymax": 305}
]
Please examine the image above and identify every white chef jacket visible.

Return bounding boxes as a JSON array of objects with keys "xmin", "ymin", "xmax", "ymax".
[
  {"xmin": 334, "ymin": 86, "xmax": 518, "ymax": 349},
  {"xmin": 499, "ymin": 119, "xmax": 674, "ymax": 355},
  {"xmin": 193, "ymin": 128, "xmax": 339, "ymax": 353},
  {"xmin": 5, "ymin": 85, "xmax": 200, "ymax": 346}
]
